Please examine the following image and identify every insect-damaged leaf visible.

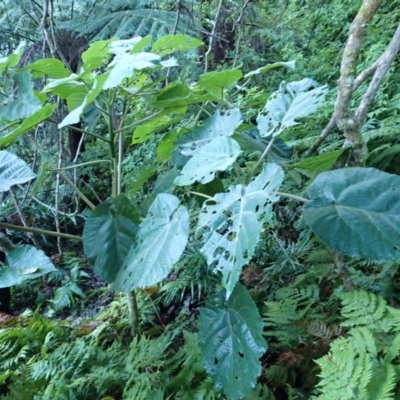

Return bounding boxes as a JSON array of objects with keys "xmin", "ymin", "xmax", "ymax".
[{"xmin": 197, "ymin": 163, "xmax": 283, "ymax": 298}]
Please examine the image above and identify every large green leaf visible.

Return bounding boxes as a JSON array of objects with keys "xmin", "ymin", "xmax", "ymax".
[
  {"xmin": 233, "ymin": 127, "xmax": 292, "ymax": 162},
  {"xmin": 132, "ymin": 115, "xmax": 182, "ymax": 145},
  {"xmin": 0, "ymin": 72, "xmax": 41, "ymax": 121},
  {"xmin": 82, "ymin": 38, "xmax": 114, "ymax": 72},
  {"xmin": 303, "ymin": 167, "xmax": 400, "ymax": 260},
  {"xmin": 58, "ymin": 73, "xmax": 109, "ymax": 128},
  {"xmin": 197, "ymin": 163, "xmax": 284, "ymax": 298},
  {"xmin": 115, "ymin": 194, "xmax": 189, "ymax": 291},
  {"xmin": 175, "ymin": 137, "xmax": 241, "ymax": 186},
  {"xmin": 291, "ymin": 149, "xmax": 345, "ymax": 178},
  {"xmin": 0, "ymin": 151, "xmax": 36, "ymax": 191},
  {"xmin": 0, "ymin": 104, "xmax": 56, "ymax": 149},
  {"xmin": 104, "ymin": 52, "xmax": 163, "ymax": 90},
  {"xmin": 173, "ymin": 108, "xmax": 242, "ymax": 167},
  {"xmin": 25, "ymin": 58, "xmax": 70, "ymax": 79},
  {"xmin": 151, "ymin": 83, "xmax": 216, "ymax": 109},
  {"xmin": 198, "ymin": 284, "xmax": 267, "ymax": 400},
  {"xmin": 257, "ymin": 78, "xmax": 328, "ymax": 137},
  {"xmin": 0, "ymin": 245, "xmax": 56, "ymax": 288},
  {"xmin": 152, "ymin": 34, "xmax": 203, "ymax": 56},
  {"xmin": 198, "ymin": 69, "xmax": 243, "ymax": 98},
  {"xmin": 82, "ymin": 195, "xmax": 139, "ymax": 283}
]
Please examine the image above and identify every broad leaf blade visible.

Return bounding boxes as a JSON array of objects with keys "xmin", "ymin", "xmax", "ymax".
[
  {"xmin": 83, "ymin": 195, "xmax": 139, "ymax": 282},
  {"xmin": 0, "ymin": 245, "xmax": 56, "ymax": 288},
  {"xmin": 152, "ymin": 34, "xmax": 203, "ymax": 56},
  {"xmin": 198, "ymin": 70, "xmax": 243, "ymax": 98},
  {"xmin": 0, "ymin": 72, "xmax": 41, "ymax": 121},
  {"xmin": 26, "ymin": 58, "xmax": 70, "ymax": 79},
  {"xmin": 173, "ymin": 108, "xmax": 242, "ymax": 167},
  {"xmin": 175, "ymin": 136, "xmax": 241, "ymax": 186},
  {"xmin": 257, "ymin": 78, "xmax": 328, "ymax": 137},
  {"xmin": 115, "ymin": 193, "xmax": 189, "ymax": 291},
  {"xmin": 197, "ymin": 163, "xmax": 284, "ymax": 298},
  {"xmin": 0, "ymin": 151, "xmax": 36, "ymax": 191},
  {"xmin": 303, "ymin": 167, "xmax": 400, "ymax": 260},
  {"xmin": 0, "ymin": 104, "xmax": 56, "ymax": 149},
  {"xmin": 198, "ymin": 284, "xmax": 267, "ymax": 400}
]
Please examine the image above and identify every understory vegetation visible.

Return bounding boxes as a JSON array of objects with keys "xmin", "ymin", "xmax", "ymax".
[{"xmin": 0, "ymin": 0, "xmax": 400, "ymax": 399}]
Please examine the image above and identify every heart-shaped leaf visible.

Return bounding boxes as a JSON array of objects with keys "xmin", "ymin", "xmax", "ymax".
[
  {"xmin": 303, "ymin": 167, "xmax": 400, "ymax": 260},
  {"xmin": 115, "ymin": 193, "xmax": 189, "ymax": 291},
  {"xmin": 198, "ymin": 284, "xmax": 267, "ymax": 400}
]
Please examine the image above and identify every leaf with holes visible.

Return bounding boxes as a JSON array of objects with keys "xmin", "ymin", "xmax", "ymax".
[
  {"xmin": 0, "ymin": 151, "xmax": 36, "ymax": 191},
  {"xmin": 197, "ymin": 163, "xmax": 283, "ymax": 298},
  {"xmin": 173, "ymin": 108, "xmax": 242, "ymax": 167},
  {"xmin": 303, "ymin": 167, "xmax": 400, "ymax": 260},
  {"xmin": 0, "ymin": 245, "xmax": 56, "ymax": 288},
  {"xmin": 175, "ymin": 137, "xmax": 241, "ymax": 186},
  {"xmin": 83, "ymin": 195, "xmax": 139, "ymax": 283},
  {"xmin": 115, "ymin": 193, "xmax": 189, "ymax": 291},
  {"xmin": 257, "ymin": 78, "xmax": 328, "ymax": 137},
  {"xmin": 198, "ymin": 284, "xmax": 267, "ymax": 400}
]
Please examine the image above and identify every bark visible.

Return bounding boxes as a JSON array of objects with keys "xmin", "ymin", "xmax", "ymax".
[{"xmin": 334, "ymin": 0, "xmax": 383, "ymax": 165}]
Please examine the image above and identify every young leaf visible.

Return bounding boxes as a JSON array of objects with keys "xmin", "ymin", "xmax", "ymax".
[
  {"xmin": 104, "ymin": 52, "xmax": 161, "ymax": 90},
  {"xmin": 151, "ymin": 83, "xmax": 216, "ymax": 108},
  {"xmin": 173, "ymin": 108, "xmax": 242, "ymax": 166},
  {"xmin": 198, "ymin": 69, "xmax": 243, "ymax": 98},
  {"xmin": 257, "ymin": 78, "xmax": 328, "ymax": 137},
  {"xmin": 175, "ymin": 136, "xmax": 241, "ymax": 186},
  {"xmin": 115, "ymin": 193, "xmax": 189, "ymax": 291},
  {"xmin": 197, "ymin": 163, "xmax": 284, "ymax": 298},
  {"xmin": 132, "ymin": 115, "xmax": 182, "ymax": 145},
  {"xmin": 152, "ymin": 34, "xmax": 203, "ymax": 56},
  {"xmin": 0, "ymin": 151, "xmax": 36, "ymax": 191},
  {"xmin": 83, "ymin": 195, "xmax": 139, "ymax": 283},
  {"xmin": 198, "ymin": 284, "xmax": 267, "ymax": 400},
  {"xmin": 303, "ymin": 167, "xmax": 400, "ymax": 260},
  {"xmin": 82, "ymin": 38, "xmax": 114, "ymax": 71},
  {"xmin": 0, "ymin": 42, "xmax": 25, "ymax": 74},
  {"xmin": 0, "ymin": 245, "xmax": 56, "ymax": 288},
  {"xmin": 291, "ymin": 149, "xmax": 345, "ymax": 178},
  {"xmin": 244, "ymin": 60, "xmax": 296, "ymax": 78}
]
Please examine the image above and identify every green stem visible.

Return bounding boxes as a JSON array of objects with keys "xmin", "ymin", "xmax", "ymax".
[
  {"xmin": 51, "ymin": 159, "xmax": 111, "ymax": 171},
  {"xmin": 248, "ymin": 136, "xmax": 275, "ymax": 181},
  {"xmin": 189, "ymin": 191, "xmax": 215, "ymax": 200},
  {"xmin": 59, "ymin": 172, "xmax": 96, "ymax": 209},
  {"xmin": 127, "ymin": 290, "xmax": 139, "ymax": 336},
  {"xmin": 114, "ymin": 110, "xmax": 165, "ymax": 134},
  {"xmin": 0, "ymin": 222, "xmax": 82, "ymax": 241},
  {"xmin": 276, "ymin": 191, "xmax": 309, "ymax": 203}
]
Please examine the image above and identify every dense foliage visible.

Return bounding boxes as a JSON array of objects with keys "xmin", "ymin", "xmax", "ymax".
[{"xmin": 0, "ymin": 0, "xmax": 400, "ymax": 399}]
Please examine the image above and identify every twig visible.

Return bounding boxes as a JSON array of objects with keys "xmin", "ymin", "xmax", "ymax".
[
  {"xmin": 304, "ymin": 115, "xmax": 337, "ymax": 158},
  {"xmin": 356, "ymin": 23, "xmax": 400, "ymax": 125},
  {"xmin": 204, "ymin": 0, "xmax": 224, "ymax": 73},
  {"xmin": 9, "ymin": 188, "xmax": 41, "ymax": 248},
  {"xmin": 0, "ymin": 222, "xmax": 82, "ymax": 241}
]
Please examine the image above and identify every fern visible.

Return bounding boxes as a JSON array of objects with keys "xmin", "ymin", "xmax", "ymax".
[{"xmin": 313, "ymin": 290, "xmax": 400, "ymax": 399}]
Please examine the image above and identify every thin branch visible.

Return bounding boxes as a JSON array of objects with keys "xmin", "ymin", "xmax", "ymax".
[
  {"xmin": 304, "ymin": 115, "xmax": 337, "ymax": 158},
  {"xmin": 204, "ymin": 0, "xmax": 223, "ymax": 73},
  {"xmin": 356, "ymin": 23, "xmax": 400, "ymax": 125},
  {"xmin": 9, "ymin": 188, "xmax": 41, "ymax": 248},
  {"xmin": 0, "ymin": 222, "xmax": 82, "ymax": 241}
]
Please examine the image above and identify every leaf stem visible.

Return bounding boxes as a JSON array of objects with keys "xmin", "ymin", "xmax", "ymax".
[{"xmin": 276, "ymin": 191, "xmax": 309, "ymax": 203}]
